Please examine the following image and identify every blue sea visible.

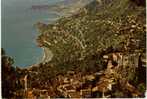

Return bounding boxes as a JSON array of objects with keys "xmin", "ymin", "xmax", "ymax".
[{"xmin": 2, "ymin": 0, "xmax": 63, "ymax": 67}]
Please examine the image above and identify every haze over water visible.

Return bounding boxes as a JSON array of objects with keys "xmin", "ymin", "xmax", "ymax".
[{"xmin": 2, "ymin": 0, "xmax": 61, "ymax": 67}]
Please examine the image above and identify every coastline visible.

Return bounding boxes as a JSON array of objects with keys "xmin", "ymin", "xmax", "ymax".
[
  {"xmin": 41, "ymin": 47, "xmax": 53, "ymax": 63},
  {"xmin": 22, "ymin": 47, "xmax": 53, "ymax": 70}
]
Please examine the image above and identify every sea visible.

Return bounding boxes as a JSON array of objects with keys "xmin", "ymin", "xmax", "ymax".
[{"xmin": 1, "ymin": 0, "xmax": 63, "ymax": 67}]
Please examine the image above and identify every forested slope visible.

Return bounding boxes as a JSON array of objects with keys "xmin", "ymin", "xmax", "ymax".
[{"xmin": 2, "ymin": 0, "xmax": 146, "ymax": 98}]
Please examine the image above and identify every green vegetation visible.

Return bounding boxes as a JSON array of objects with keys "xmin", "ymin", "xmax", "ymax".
[
  {"xmin": 36, "ymin": 0, "xmax": 145, "ymax": 70},
  {"xmin": 2, "ymin": 0, "xmax": 146, "ymax": 98}
]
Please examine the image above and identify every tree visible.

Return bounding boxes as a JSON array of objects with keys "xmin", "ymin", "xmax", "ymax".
[
  {"xmin": 1, "ymin": 48, "xmax": 16, "ymax": 98},
  {"xmin": 36, "ymin": 0, "xmax": 146, "ymax": 69}
]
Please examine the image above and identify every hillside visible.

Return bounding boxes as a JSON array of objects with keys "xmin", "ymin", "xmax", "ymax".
[
  {"xmin": 2, "ymin": 0, "xmax": 146, "ymax": 98},
  {"xmin": 34, "ymin": 0, "xmax": 146, "ymax": 98},
  {"xmin": 36, "ymin": 0, "xmax": 145, "ymax": 66},
  {"xmin": 47, "ymin": 0, "xmax": 93, "ymax": 17}
]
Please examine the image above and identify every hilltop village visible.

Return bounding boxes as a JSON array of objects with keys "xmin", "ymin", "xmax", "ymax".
[{"xmin": 2, "ymin": 0, "xmax": 146, "ymax": 98}]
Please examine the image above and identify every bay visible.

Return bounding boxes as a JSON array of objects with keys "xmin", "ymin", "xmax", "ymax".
[{"xmin": 2, "ymin": 0, "xmax": 61, "ymax": 67}]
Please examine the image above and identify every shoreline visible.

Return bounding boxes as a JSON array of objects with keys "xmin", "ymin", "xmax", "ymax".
[
  {"xmin": 22, "ymin": 46, "xmax": 53, "ymax": 70},
  {"xmin": 41, "ymin": 47, "xmax": 53, "ymax": 63}
]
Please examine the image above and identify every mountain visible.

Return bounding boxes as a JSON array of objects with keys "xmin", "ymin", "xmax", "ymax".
[
  {"xmin": 36, "ymin": 0, "xmax": 145, "ymax": 64},
  {"xmin": 34, "ymin": 0, "xmax": 146, "ymax": 97},
  {"xmin": 2, "ymin": 0, "xmax": 146, "ymax": 98},
  {"xmin": 47, "ymin": 0, "xmax": 94, "ymax": 16}
]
